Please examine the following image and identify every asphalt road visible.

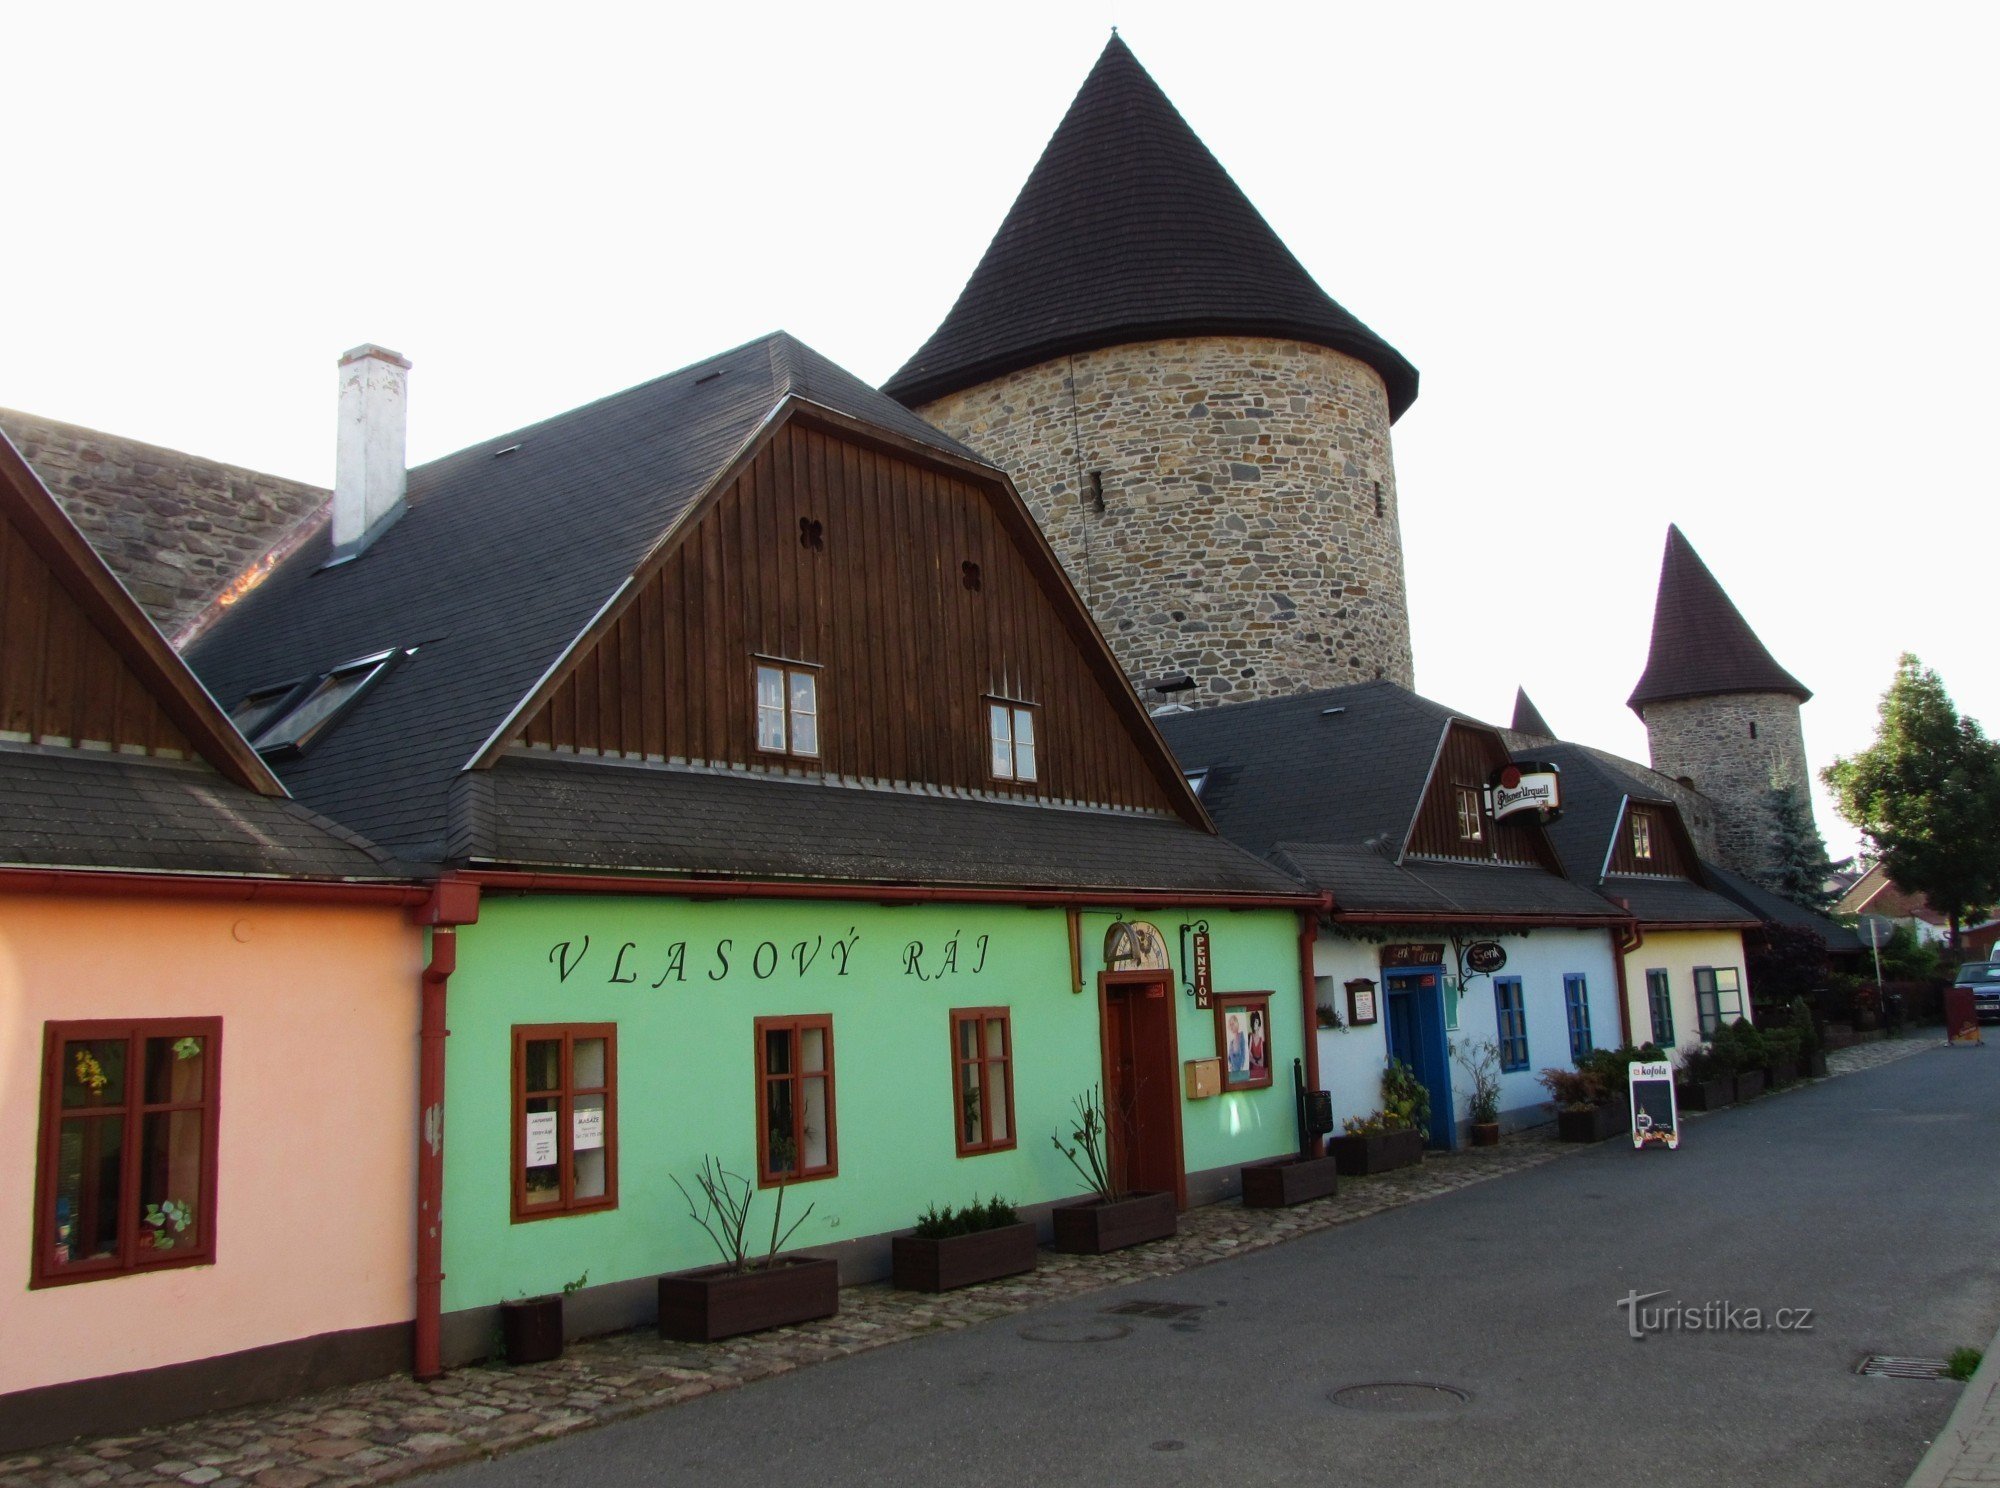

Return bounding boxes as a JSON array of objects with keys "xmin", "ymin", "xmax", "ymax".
[{"xmin": 431, "ymin": 1046, "xmax": 2000, "ymax": 1488}]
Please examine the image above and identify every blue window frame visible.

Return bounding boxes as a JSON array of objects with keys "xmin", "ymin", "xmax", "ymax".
[
  {"xmin": 1494, "ymin": 978, "xmax": 1528, "ymax": 1072},
  {"xmin": 1564, "ymin": 974, "xmax": 1593, "ymax": 1061},
  {"xmin": 1646, "ymin": 969, "xmax": 1674, "ymax": 1047}
]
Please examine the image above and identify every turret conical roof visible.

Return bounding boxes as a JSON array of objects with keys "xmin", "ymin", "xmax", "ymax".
[
  {"xmin": 1511, "ymin": 688, "xmax": 1554, "ymax": 738},
  {"xmin": 1628, "ymin": 526, "xmax": 1810, "ymax": 712},
  {"xmin": 882, "ymin": 35, "xmax": 1418, "ymax": 419}
]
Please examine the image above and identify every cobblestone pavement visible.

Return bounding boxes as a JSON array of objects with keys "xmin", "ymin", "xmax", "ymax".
[
  {"xmin": 0, "ymin": 1039, "xmax": 1948, "ymax": 1488},
  {"xmin": 1826, "ymin": 1033, "xmax": 1948, "ymax": 1078}
]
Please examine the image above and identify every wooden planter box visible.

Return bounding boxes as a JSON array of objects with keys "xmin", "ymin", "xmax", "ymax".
[
  {"xmin": 1676, "ymin": 1077, "xmax": 1734, "ymax": 1111},
  {"xmin": 657, "ymin": 1256, "xmax": 839, "ymax": 1343},
  {"xmin": 1241, "ymin": 1154, "xmax": 1341, "ymax": 1208},
  {"xmin": 1051, "ymin": 1192, "xmax": 1178, "ymax": 1255},
  {"xmin": 1804, "ymin": 1051, "xmax": 1829, "ymax": 1078},
  {"xmin": 1733, "ymin": 1069, "xmax": 1767, "ymax": 1101},
  {"xmin": 1765, "ymin": 1057, "xmax": 1801, "ymax": 1088},
  {"xmin": 891, "ymin": 1222, "xmax": 1039, "ymax": 1293},
  {"xmin": 1330, "ymin": 1126, "xmax": 1424, "ymax": 1176},
  {"xmin": 500, "ymin": 1295, "xmax": 564, "ymax": 1364},
  {"xmin": 1468, "ymin": 1122, "xmax": 1501, "ymax": 1147},
  {"xmin": 1557, "ymin": 1099, "xmax": 1628, "ymax": 1144}
]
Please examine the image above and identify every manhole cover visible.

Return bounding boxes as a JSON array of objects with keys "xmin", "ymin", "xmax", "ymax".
[
  {"xmin": 1017, "ymin": 1319, "xmax": 1132, "ymax": 1344},
  {"xmin": 1103, "ymin": 1299, "xmax": 1205, "ymax": 1320},
  {"xmin": 1857, "ymin": 1355, "xmax": 1952, "ymax": 1379},
  {"xmin": 1330, "ymin": 1382, "xmax": 1472, "ymax": 1414}
]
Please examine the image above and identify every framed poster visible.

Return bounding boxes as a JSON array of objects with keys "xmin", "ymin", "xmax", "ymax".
[
  {"xmin": 1628, "ymin": 1059, "xmax": 1679, "ymax": 1149},
  {"xmin": 1213, "ymin": 991, "xmax": 1274, "ymax": 1090},
  {"xmin": 1345, "ymin": 978, "xmax": 1379, "ymax": 1027}
]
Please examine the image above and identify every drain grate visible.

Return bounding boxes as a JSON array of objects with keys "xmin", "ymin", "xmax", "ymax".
[
  {"xmin": 1857, "ymin": 1355, "xmax": 1953, "ymax": 1380},
  {"xmin": 1017, "ymin": 1319, "xmax": 1131, "ymax": 1344},
  {"xmin": 1103, "ymin": 1299, "xmax": 1206, "ymax": 1320},
  {"xmin": 1330, "ymin": 1382, "xmax": 1472, "ymax": 1414}
]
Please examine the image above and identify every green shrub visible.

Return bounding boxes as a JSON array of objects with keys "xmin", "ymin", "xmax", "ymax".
[
  {"xmin": 1381, "ymin": 1058, "xmax": 1431, "ymax": 1133},
  {"xmin": 1537, "ymin": 1067, "xmax": 1604, "ymax": 1109},
  {"xmin": 912, "ymin": 1194, "xmax": 1020, "ymax": 1239},
  {"xmin": 1947, "ymin": 1347, "xmax": 1984, "ymax": 1382}
]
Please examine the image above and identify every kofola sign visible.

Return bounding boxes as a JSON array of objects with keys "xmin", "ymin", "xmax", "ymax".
[
  {"xmin": 1629, "ymin": 1060, "xmax": 1679, "ymax": 1150},
  {"xmin": 1491, "ymin": 762, "xmax": 1562, "ymax": 824}
]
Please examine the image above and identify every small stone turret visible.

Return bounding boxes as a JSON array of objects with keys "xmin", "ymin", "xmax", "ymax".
[
  {"xmin": 1629, "ymin": 525, "xmax": 1814, "ymax": 876},
  {"xmin": 886, "ymin": 36, "xmax": 1419, "ymax": 706}
]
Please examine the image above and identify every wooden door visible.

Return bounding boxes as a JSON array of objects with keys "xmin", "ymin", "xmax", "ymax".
[{"xmin": 1101, "ymin": 974, "xmax": 1186, "ymax": 1207}]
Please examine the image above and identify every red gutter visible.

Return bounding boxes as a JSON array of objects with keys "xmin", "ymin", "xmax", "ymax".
[
  {"xmin": 1297, "ymin": 907, "xmax": 1326, "ymax": 1157},
  {"xmin": 0, "ymin": 867, "xmax": 428, "ymax": 907},
  {"xmin": 412, "ymin": 880, "xmax": 480, "ymax": 1381},
  {"xmin": 1610, "ymin": 920, "xmax": 1639, "ymax": 1048},
  {"xmin": 459, "ymin": 869, "xmax": 1319, "ymax": 911}
]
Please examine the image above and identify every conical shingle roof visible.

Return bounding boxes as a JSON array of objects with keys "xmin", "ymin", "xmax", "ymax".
[
  {"xmin": 883, "ymin": 35, "xmax": 1418, "ymax": 419},
  {"xmin": 1511, "ymin": 688, "xmax": 1554, "ymax": 738},
  {"xmin": 1627, "ymin": 525, "xmax": 1810, "ymax": 712}
]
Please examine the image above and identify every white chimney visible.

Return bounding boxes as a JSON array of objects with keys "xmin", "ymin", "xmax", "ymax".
[{"xmin": 331, "ymin": 343, "xmax": 412, "ymax": 562}]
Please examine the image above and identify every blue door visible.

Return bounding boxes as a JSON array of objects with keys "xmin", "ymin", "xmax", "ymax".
[{"xmin": 1385, "ymin": 970, "xmax": 1456, "ymax": 1150}]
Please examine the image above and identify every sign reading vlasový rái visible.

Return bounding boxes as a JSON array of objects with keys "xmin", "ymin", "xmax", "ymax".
[
  {"xmin": 1629, "ymin": 1060, "xmax": 1679, "ymax": 1149},
  {"xmin": 542, "ymin": 928, "xmax": 996, "ymax": 988}
]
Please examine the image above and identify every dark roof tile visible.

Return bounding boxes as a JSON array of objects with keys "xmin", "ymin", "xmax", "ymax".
[{"xmin": 1628, "ymin": 526, "xmax": 1810, "ymax": 711}]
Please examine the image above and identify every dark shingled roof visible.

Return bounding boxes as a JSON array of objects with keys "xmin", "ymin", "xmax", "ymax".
[
  {"xmin": 1701, "ymin": 858, "xmax": 1864, "ymax": 951},
  {"xmin": 1628, "ymin": 525, "xmax": 1810, "ymax": 712},
  {"xmin": 882, "ymin": 35, "xmax": 1418, "ymax": 419},
  {"xmin": 1271, "ymin": 843, "xmax": 1623, "ymax": 920},
  {"xmin": 1511, "ymin": 688, "xmax": 1553, "ymax": 739},
  {"xmin": 451, "ymin": 755, "xmax": 1305, "ymax": 897},
  {"xmin": 187, "ymin": 333, "xmax": 984, "ymax": 863},
  {"xmin": 0, "ymin": 746, "xmax": 399, "ymax": 880}
]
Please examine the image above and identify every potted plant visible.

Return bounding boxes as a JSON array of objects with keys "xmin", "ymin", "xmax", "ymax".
[
  {"xmin": 1791, "ymin": 996, "xmax": 1830, "ymax": 1078},
  {"xmin": 1541, "ymin": 1067, "xmax": 1624, "ymax": 1142},
  {"xmin": 1330, "ymin": 1059, "xmax": 1428, "ymax": 1174},
  {"xmin": 1720, "ymin": 1018, "xmax": 1768, "ymax": 1100},
  {"xmin": 1315, "ymin": 1003, "xmax": 1345, "ymax": 1031},
  {"xmin": 657, "ymin": 1152, "xmax": 838, "ymax": 1342},
  {"xmin": 500, "ymin": 1271, "xmax": 587, "ymax": 1365},
  {"xmin": 1675, "ymin": 1040, "xmax": 1736, "ymax": 1111},
  {"xmin": 1761, "ymin": 1026, "xmax": 1803, "ymax": 1086},
  {"xmin": 1453, "ymin": 1038, "xmax": 1503, "ymax": 1147},
  {"xmin": 891, "ymin": 1195, "xmax": 1038, "ymax": 1292},
  {"xmin": 1049, "ymin": 1089, "xmax": 1177, "ymax": 1254}
]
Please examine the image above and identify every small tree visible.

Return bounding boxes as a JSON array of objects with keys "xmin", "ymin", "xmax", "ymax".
[
  {"xmin": 1757, "ymin": 782, "xmax": 1845, "ymax": 912},
  {"xmin": 1747, "ymin": 922, "xmax": 1829, "ymax": 1009},
  {"xmin": 1823, "ymin": 655, "xmax": 2000, "ymax": 952}
]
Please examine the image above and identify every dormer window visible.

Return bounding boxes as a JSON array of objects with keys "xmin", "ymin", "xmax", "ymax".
[
  {"xmin": 988, "ymin": 699, "xmax": 1039, "ymax": 783},
  {"xmin": 1454, "ymin": 785, "xmax": 1483, "ymax": 841},
  {"xmin": 234, "ymin": 649, "xmax": 399, "ymax": 758},
  {"xmin": 1632, "ymin": 810, "xmax": 1656, "ymax": 861},
  {"xmin": 755, "ymin": 660, "xmax": 819, "ymax": 758},
  {"xmin": 1184, "ymin": 767, "xmax": 1210, "ymax": 798}
]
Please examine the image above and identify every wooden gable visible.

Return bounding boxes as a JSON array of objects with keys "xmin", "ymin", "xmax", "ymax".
[
  {"xmin": 1609, "ymin": 797, "xmax": 1697, "ymax": 878},
  {"xmin": 0, "ymin": 435, "xmax": 276, "ymax": 792},
  {"xmin": 1405, "ymin": 721, "xmax": 1559, "ymax": 870},
  {"xmin": 506, "ymin": 406, "xmax": 1201, "ymax": 822}
]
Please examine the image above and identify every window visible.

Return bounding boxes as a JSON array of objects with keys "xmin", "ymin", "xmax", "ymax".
[
  {"xmin": 756, "ymin": 1016, "xmax": 836, "ymax": 1185},
  {"xmin": 1647, "ymin": 969, "xmax": 1675, "ymax": 1046},
  {"xmin": 239, "ymin": 649, "xmax": 400, "ymax": 757},
  {"xmin": 1184, "ymin": 767, "xmax": 1210, "ymax": 798},
  {"xmin": 512, "ymin": 1024, "xmax": 617, "ymax": 1221},
  {"xmin": 34, "ymin": 1020, "xmax": 221, "ymax": 1287},
  {"xmin": 987, "ymin": 699, "xmax": 1040, "ymax": 783},
  {"xmin": 1214, "ymin": 991, "xmax": 1275, "ymax": 1090},
  {"xmin": 1564, "ymin": 975, "xmax": 1594, "ymax": 1061},
  {"xmin": 1455, "ymin": 785, "xmax": 1483, "ymax": 841},
  {"xmin": 1694, "ymin": 967, "xmax": 1745, "ymax": 1038},
  {"xmin": 1494, "ymin": 979, "xmax": 1528, "ymax": 1072},
  {"xmin": 1631, "ymin": 810, "xmax": 1655, "ymax": 861},
  {"xmin": 755, "ymin": 661, "xmax": 820, "ymax": 758},
  {"xmin": 950, "ymin": 1009, "xmax": 1015, "ymax": 1155}
]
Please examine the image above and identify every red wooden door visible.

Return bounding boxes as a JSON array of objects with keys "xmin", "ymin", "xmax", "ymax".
[{"xmin": 1102, "ymin": 976, "xmax": 1184, "ymax": 1206}]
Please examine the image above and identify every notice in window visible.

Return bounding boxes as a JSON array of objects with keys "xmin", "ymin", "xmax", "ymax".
[
  {"xmin": 524, "ymin": 1110, "xmax": 558, "ymax": 1168},
  {"xmin": 573, "ymin": 1104, "xmax": 604, "ymax": 1151}
]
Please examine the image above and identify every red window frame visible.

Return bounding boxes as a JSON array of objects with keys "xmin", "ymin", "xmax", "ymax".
[
  {"xmin": 949, "ymin": 1007, "xmax": 1017, "ymax": 1156},
  {"xmin": 511, "ymin": 1023, "xmax": 619, "ymax": 1223},
  {"xmin": 33, "ymin": 1018, "xmax": 223, "ymax": 1289},
  {"xmin": 755, "ymin": 1015, "xmax": 838, "ymax": 1187},
  {"xmin": 1213, "ymin": 991, "xmax": 1275, "ymax": 1091}
]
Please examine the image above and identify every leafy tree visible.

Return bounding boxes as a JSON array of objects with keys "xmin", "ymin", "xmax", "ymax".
[
  {"xmin": 1823, "ymin": 655, "xmax": 2000, "ymax": 951},
  {"xmin": 1756, "ymin": 781, "xmax": 1845, "ymax": 912},
  {"xmin": 1746, "ymin": 922, "xmax": 1829, "ymax": 1008}
]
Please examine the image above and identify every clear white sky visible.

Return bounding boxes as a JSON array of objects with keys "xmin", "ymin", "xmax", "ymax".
[{"xmin": 5, "ymin": 3, "xmax": 1994, "ymax": 856}]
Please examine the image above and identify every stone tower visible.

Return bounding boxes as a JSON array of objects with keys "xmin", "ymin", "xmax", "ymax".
[
  {"xmin": 1628, "ymin": 525, "xmax": 1815, "ymax": 876},
  {"xmin": 884, "ymin": 36, "xmax": 1419, "ymax": 707}
]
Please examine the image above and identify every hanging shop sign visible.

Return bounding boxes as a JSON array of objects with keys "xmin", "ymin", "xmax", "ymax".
[
  {"xmin": 1190, "ymin": 926, "xmax": 1214, "ymax": 1009},
  {"xmin": 1380, "ymin": 943, "xmax": 1446, "ymax": 969},
  {"xmin": 1490, "ymin": 762, "xmax": 1563, "ymax": 824},
  {"xmin": 1464, "ymin": 941, "xmax": 1508, "ymax": 975},
  {"xmin": 1105, "ymin": 920, "xmax": 1171, "ymax": 971},
  {"xmin": 1629, "ymin": 1060, "xmax": 1680, "ymax": 1150},
  {"xmin": 1345, "ymin": 978, "xmax": 1379, "ymax": 1027}
]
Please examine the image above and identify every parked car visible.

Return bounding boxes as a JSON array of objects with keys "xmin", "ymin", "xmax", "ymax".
[{"xmin": 1955, "ymin": 961, "xmax": 2000, "ymax": 1023}]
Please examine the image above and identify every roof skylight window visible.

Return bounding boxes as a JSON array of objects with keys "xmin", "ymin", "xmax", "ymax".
[{"xmin": 235, "ymin": 649, "xmax": 400, "ymax": 757}]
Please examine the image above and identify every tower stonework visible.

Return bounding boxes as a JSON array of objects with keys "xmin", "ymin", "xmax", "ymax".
[
  {"xmin": 887, "ymin": 36, "xmax": 1418, "ymax": 707},
  {"xmin": 1629, "ymin": 526, "xmax": 1815, "ymax": 878}
]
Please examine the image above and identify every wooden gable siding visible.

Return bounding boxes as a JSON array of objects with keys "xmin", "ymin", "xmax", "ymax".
[
  {"xmin": 1610, "ymin": 799, "xmax": 1695, "ymax": 877},
  {"xmin": 1, "ymin": 498, "xmax": 192, "ymax": 755},
  {"xmin": 518, "ymin": 420, "xmax": 1183, "ymax": 815},
  {"xmin": 1407, "ymin": 722, "xmax": 1554, "ymax": 868}
]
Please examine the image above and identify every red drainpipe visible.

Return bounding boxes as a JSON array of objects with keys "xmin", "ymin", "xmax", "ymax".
[
  {"xmin": 413, "ymin": 879, "xmax": 480, "ymax": 1381},
  {"xmin": 1297, "ymin": 901, "xmax": 1329, "ymax": 1156},
  {"xmin": 1609, "ymin": 901, "xmax": 1641, "ymax": 1048}
]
